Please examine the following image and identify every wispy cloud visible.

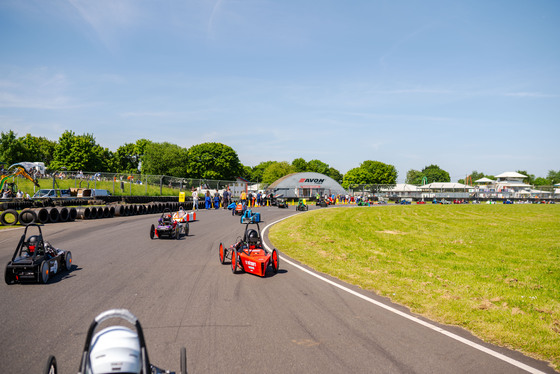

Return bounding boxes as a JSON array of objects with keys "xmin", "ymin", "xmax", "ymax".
[
  {"xmin": 207, "ymin": 0, "xmax": 224, "ymax": 38},
  {"xmin": 0, "ymin": 68, "xmax": 75, "ymax": 109},
  {"xmin": 505, "ymin": 92, "xmax": 557, "ymax": 98},
  {"xmin": 66, "ymin": 0, "xmax": 140, "ymax": 50}
]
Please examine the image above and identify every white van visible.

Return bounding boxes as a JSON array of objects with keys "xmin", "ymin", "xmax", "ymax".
[{"xmin": 91, "ymin": 189, "xmax": 111, "ymax": 196}]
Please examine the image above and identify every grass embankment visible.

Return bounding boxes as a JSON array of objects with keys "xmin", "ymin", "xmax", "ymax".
[
  {"xmin": 10, "ymin": 178, "xmax": 181, "ymax": 197},
  {"xmin": 269, "ymin": 204, "xmax": 560, "ymax": 370}
]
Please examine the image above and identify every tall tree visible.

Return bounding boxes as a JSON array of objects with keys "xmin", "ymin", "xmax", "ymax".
[
  {"xmin": 361, "ymin": 160, "xmax": 397, "ymax": 184},
  {"xmin": 249, "ymin": 161, "xmax": 275, "ymax": 182},
  {"xmin": 422, "ymin": 164, "xmax": 450, "ymax": 183},
  {"xmin": 113, "ymin": 141, "xmax": 148, "ymax": 173},
  {"xmin": 20, "ymin": 134, "xmax": 56, "ymax": 167},
  {"xmin": 291, "ymin": 158, "xmax": 307, "ymax": 172},
  {"xmin": 341, "ymin": 167, "xmax": 371, "ymax": 189},
  {"xmin": 405, "ymin": 169, "xmax": 423, "ymax": 184},
  {"xmin": 327, "ymin": 167, "xmax": 343, "ymax": 183},
  {"xmin": 141, "ymin": 142, "xmax": 188, "ymax": 177},
  {"xmin": 0, "ymin": 130, "xmax": 27, "ymax": 166},
  {"xmin": 50, "ymin": 131, "xmax": 108, "ymax": 171},
  {"xmin": 342, "ymin": 160, "xmax": 397, "ymax": 188},
  {"xmin": 186, "ymin": 142, "xmax": 242, "ymax": 180},
  {"xmin": 547, "ymin": 170, "xmax": 560, "ymax": 185},
  {"xmin": 261, "ymin": 161, "xmax": 295, "ymax": 184},
  {"xmin": 306, "ymin": 159, "xmax": 330, "ymax": 175}
]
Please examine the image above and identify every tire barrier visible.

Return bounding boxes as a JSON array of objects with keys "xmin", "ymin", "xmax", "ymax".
[
  {"xmin": 0, "ymin": 199, "xmax": 178, "ymax": 226},
  {"xmin": 46, "ymin": 207, "xmax": 60, "ymax": 223},
  {"xmin": 94, "ymin": 207, "xmax": 104, "ymax": 219},
  {"xmin": 34, "ymin": 208, "xmax": 49, "ymax": 224},
  {"xmin": 68, "ymin": 207, "xmax": 77, "ymax": 221},
  {"xmin": 58, "ymin": 207, "xmax": 69, "ymax": 222},
  {"xmin": 0, "ymin": 209, "xmax": 19, "ymax": 226},
  {"xmin": 114, "ymin": 205, "xmax": 125, "ymax": 216},
  {"xmin": 76, "ymin": 206, "xmax": 91, "ymax": 220},
  {"xmin": 18, "ymin": 209, "xmax": 37, "ymax": 226},
  {"xmin": 89, "ymin": 207, "xmax": 98, "ymax": 219}
]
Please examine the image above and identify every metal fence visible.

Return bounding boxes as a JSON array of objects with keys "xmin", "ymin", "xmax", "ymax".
[
  {"xmin": 42, "ymin": 171, "xmax": 239, "ymax": 197},
  {"xmin": 347, "ymin": 183, "xmax": 559, "ymax": 201}
]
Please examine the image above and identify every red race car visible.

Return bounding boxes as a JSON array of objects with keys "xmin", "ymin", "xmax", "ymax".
[{"xmin": 219, "ymin": 220, "xmax": 279, "ymax": 277}]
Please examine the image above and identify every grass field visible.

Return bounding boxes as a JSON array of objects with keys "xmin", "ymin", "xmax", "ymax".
[
  {"xmin": 7, "ymin": 177, "xmax": 182, "ymax": 197},
  {"xmin": 268, "ymin": 204, "xmax": 560, "ymax": 370}
]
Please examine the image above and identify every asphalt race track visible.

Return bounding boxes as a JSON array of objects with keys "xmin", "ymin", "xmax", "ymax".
[{"xmin": 0, "ymin": 205, "xmax": 555, "ymax": 374}]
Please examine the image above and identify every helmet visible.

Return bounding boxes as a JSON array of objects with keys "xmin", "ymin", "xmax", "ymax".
[
  {"xmin": 247, "ymin": 229, "xmax": 259, "ymax": 243},
  {"xmin": 88, "ymin": 326, "xmax": 141, "ymax": 374},
  {"xmin": 27, "ymin": 235, "xmax": 41, "ymax": 252}
]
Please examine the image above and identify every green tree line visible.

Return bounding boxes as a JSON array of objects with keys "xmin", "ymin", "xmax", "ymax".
[{"xmin": 1, "ymin": 130, "xmax": 557, "ymax": 186}]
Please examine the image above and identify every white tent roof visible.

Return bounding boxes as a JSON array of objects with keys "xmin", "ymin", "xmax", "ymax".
[
  {"xmin": 495, "ymin": 171, "xmax": 527, "ymax": 179},
  {"xmin": 496, "ymin": 181, "xmax": 531, "ymax": 188},
  {"xmin": 420, "ymin": 182, "xmax": 472, "ymax": 190},
  {"xmin": 382, "ymin": 183, "xmax": 420, "ymax": 192},
  {"xmin": 475, "ymin": 177, "xmax": 493, "ymax": 183},
  {"xmin": 530, "ymin": 189, "xmax": 551, "ymax": 194}
]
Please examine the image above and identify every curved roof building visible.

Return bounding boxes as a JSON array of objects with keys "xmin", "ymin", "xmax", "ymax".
[{"xmin": 266, "ymin": 172, "xmax": 346, "ymax": 198}]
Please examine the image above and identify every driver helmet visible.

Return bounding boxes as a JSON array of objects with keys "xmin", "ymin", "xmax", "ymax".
[
  {"xmin": 247, "ymin": 229, "xmax": 259, "ymax": 243},
  {"xmin": 27, "ymin": 235, "xmax": 41, "ymax": 253},
  {"xmin": 88, "ymin": 326, "xmax": 141, "ymax": 374}
]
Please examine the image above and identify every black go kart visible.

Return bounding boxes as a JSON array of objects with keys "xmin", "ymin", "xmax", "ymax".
[
  {"xmin": 44, "ymin": 309, "xmax": 187, "ymax": 374},
  {"xmin": 277, "ymin": 198, "xmax": 289, "ymax": 208},
  {"xmin": 5, "ymin": 224, "xmax": 73, "ymax": 285}
]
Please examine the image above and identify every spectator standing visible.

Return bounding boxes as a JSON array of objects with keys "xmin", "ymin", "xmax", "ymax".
[
  {"xmin": 222, "ymin": 188, "xmax": 230, "ymax": 209},
  {"xmin": 205, "ymin": 191, "xmax": 211, "ymax": 210},
  {"xmin": 192, "ymin": 190, "xmax": 199, "ymax": 211}
]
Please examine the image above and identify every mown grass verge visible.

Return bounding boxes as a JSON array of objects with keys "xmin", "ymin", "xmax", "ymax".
[
  {"xmin": 9, "ymin": 177, "xmax": 182, "ymax": 197},
  {"xmin": 268, "ymin": 204, "xmax": 560, "ymax": 370}
]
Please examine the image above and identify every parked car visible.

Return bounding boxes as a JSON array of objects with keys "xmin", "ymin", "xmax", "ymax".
[{"xmin": 32, "ymin": 189, "xmax": 71, "ymax": 198}]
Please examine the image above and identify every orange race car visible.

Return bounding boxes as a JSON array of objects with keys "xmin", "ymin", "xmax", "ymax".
[{"xmin": 219, "ymin": 219, "xmax": 279, "ymax": 277}]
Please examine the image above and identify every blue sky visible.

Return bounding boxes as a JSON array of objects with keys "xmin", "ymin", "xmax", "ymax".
[{"xmin": 1, "ymin": 0, "xmax": 558, "ymax": 182}]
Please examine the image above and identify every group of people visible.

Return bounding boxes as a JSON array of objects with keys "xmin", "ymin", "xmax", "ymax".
[
  {"xmin": 192, "ymin": 188, "xmax": 273, "ymax": 211},
  {"xmin": 1, "ymin": 189, "xmax": 29, "ymax": 199},
  {"xmin": 192, "ymin": 188, "xmax": 233, "ymax": 210},
  {"xmin": 240, "ymin": 191, "xmax": 270, "ymax": 207}
]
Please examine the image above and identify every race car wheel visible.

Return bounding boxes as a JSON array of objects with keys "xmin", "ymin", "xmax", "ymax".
[
  {"xmin": 39, "ymin": 261, "xmax": 49, "ymax": 284},
  {"xmin": 176, "ymin": 226, "xmax": 180, "ymax": 240},
  {"xmin": 64, "ymin": 251, "xmax": 72, "ymax": 271},
  {"xmin": 219, "ymin": 243, "xmax": 225, "ymax": 264},
  {"xmin": 271, "ymin": 249, "xmax": 279, "ymax": 274},
  {"xmin": 231, "ymin": 250, "xmax": 237, "ymax": 273},
  {"xmin": 44, "ymin": 355, "xmax": 57, "ymax": 374},
  {"xmin": 185, "ymin": 222, "xmax": 189, "ymax": 237},
  {"xmin": 180, "ymin": 347, "xmax": 187, "ymax": 374},
  {"xmin": 150, "ymin": 224, "xmax": 155, "ymax": 240},
  {"xmin": 5, "ymin": 266, "xmax": 15, "ymax": 285}
]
